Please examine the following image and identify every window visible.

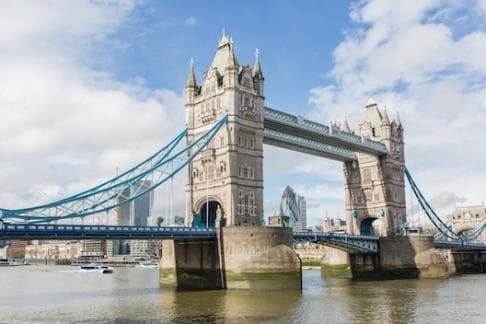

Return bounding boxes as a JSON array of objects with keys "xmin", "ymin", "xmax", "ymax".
[
  {"xmin": 362, "ymin": 169, "xmax": 372, "ymax": 183},
  {"xmin": 249, "ymin": 191, "xmax": 254, "ymax": 199},
  {"xmin": 239, "ymin": 190, "xmax": 244, "ymax": 198}
]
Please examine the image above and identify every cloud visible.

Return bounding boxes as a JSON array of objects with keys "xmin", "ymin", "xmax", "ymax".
[
  {"xmin": 307, "ymin": 0, "xmax": 486, "ymax": 225},
  {"xmin": 0, "ymin": 0, "xmax": 185, "ymax": 218},
  {"xmin": 183, "ymin": 16, "xmax": 197, "ymax": 26}
]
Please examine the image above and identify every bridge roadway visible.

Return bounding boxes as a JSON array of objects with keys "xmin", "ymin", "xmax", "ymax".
[{"xmin": 0, "ymin": 223, "xmax": 484, "ymax": 252}]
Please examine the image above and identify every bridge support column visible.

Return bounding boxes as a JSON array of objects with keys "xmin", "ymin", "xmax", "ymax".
[
  {"xmin": 319, "ymin": 246, "xmax": 351, "ymax": 278},
  {"xmin": 448, "ymin": 250, "xmax": 486, "ymax": 274},
  {"xmin": 350, "ymin": 236, "xmax": 449, "ymax": 280},
  {"xmin": 159, "ymin": 239, "xmax": 223, "ymax": 290},
  {"xmin": 160, "ymin": 227, "xmax": 302, "ymax": 290}
]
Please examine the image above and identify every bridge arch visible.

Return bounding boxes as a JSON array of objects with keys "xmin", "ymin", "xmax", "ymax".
[
  {"xmin": 193, "ymin": 196, "xmax": 224, "ymax": 228},
  {"xmin": 359, "ymin": 217, "xmax": 381, "ymax": 236}
]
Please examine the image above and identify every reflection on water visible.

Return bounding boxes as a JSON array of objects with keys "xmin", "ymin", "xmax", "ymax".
[{"xmin": 0, "ymin": 266, "xmax": 485, "ymax": 323}]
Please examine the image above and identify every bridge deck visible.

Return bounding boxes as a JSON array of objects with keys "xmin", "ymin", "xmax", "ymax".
[{"xmin": 0, "ymin": 223, "xmax": 216, "ymax": 240}]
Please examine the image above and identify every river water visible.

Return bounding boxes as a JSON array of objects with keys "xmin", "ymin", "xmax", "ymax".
[{"xmin": 0, "ymin": 266, "xmax": 484, "ymax": 323}]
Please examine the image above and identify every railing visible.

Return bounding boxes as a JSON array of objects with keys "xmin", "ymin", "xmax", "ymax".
[
  {"xmin": 264, "ymin": 128, "xmax": 357, "ymax": 161},
  {"xmin": 293, "ymin": 231, "xmax": 379, "ymax": 253},
  {"xmin": 0, "ymin": 223, "xmax": 217, "ymax": 240}
]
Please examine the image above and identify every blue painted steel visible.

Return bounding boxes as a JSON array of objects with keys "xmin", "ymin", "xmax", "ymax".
[
  {"xmin": 0, "ymin": 222, "xmax": 216, "ymax": 240},
  {"xmin": 405, "ymin": 167, "xmax": 486, "ymax": 242},
  {"xmin": 293, "ymin": 231, "xmax": 379, "ymax": 254},
  {"xmin": 0, "ymin": 115, "xmax": 228, "ymax": 223},
  {"xmin": 263, "ymin": 106, "xmax": 388, "ymax": 156},
  {"xmin": 434, "ymin": 240, "xmax": 486, "ymax": 251}
]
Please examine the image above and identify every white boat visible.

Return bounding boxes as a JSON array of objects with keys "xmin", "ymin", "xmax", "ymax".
[
  {"xmin": 137, "ymin": 262, "xmax": 159, "ymax": 269},
  {"xmin": 79, "ymin": 264, "xmax": 114, "ymax": 274}
]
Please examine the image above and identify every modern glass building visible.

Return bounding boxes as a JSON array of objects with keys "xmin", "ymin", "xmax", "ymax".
[{"xmin": 279, "ymin": 185, "xmax": 307, "ymax": 231}]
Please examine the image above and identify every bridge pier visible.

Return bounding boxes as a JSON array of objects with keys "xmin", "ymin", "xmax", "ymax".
[
  {"xmin": 160, "ymin": 227, "xmax": 302, "ymax": 290},
  {"xmin": 448, "ymin": 250, "xmax": 486, "ymax": 274},
  {"xmin": 321, "ymin": 236, "xmax": 450, "ymax": 280},
  {"xmin": 319, "ymin": 246, "xmax": 351, "ymax": 278}
]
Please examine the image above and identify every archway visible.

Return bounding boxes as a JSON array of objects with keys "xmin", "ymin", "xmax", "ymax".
[
  {"xmin": 360, "ymin": 218, "xmax": 378, "ymax": 236},
  {"xmin": 195, "ymin": 201, "xmax": 221, "ymax": 228}
]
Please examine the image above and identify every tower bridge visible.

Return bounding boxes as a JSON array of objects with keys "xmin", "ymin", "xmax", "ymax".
[{"xmin": 1, "ymin": 34, "xmax": 485, "ymax": 289}]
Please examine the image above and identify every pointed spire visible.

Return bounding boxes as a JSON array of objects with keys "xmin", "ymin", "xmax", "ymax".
[
  {"xmin": 366, "ymin": 97, "xmax": 377, "ymax": 108},
  {"xmin": 253, "ymin": 48, "xmax": 263, "ymax": 78},
  {"xmin": 343, "ymin": 116, "xmax": 351, "ymax": 132},
  {"xmin": 186, "ymin": 58, "xmax": 197, "ymax": 88},
  {"xmin": 381, "ymin": 108, "xmax": 390, "ymax": 126},
  {"xmin": 395, "ymin": 111, "xmax": 403, "ymax": 129},
  {"xmin": 218, "ymin": 28, "xmax": 230, "ymax": 48}
]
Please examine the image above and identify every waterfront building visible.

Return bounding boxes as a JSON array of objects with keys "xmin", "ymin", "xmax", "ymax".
[
  {"xmin": 5, "ymin": 240, "xmax": 29, "ymax": 259},
  {"xmin": 25, "ymin": 241, "xmax": 81, "ymax": 261},
  {"xmin": 279, "ymin": 186, "xmax": 307, "ymax": 230},
  {"xmin": 80, "ymin": 240, "xmax": 106, "ymax": 259}
]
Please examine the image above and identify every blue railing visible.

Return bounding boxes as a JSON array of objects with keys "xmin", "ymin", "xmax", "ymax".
[
  {"xmin": 293, "ymin": 231, "xmax": 379, "ymax": 253},
  {"xmin": 0, "ymin": 223, "xmax": 216, "ymax": 240}
]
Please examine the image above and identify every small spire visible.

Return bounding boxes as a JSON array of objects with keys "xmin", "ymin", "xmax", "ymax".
[
  {"xmin": 395, "ymin": 111, "xmax": 403, "ymax": 129},
  {"xmin": 343, "ymin": 116, "xmax": 351, "ymax": 132},
  {"xmin": 253, "ymin": 48, "xmax": 263, "ymax": 78},
  {"xmin": 186, "ymin": 58, "xmax": 197, "ymax": 88},
  {"xmin": 366, "ymin": 97, "xmax": 377, "ymax": 108},
  {"xmin": 218, "ymin": 28, "xmax": 230, "ymax": 48},
  {"xmin": 381, "ymin": 108, "xmax": 390, "ymax": 126}
]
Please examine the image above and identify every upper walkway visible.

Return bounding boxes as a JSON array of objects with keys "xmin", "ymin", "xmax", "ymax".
[{"xmin": 263, "ymin": 107, "xmax": 388, "ymax": 161}]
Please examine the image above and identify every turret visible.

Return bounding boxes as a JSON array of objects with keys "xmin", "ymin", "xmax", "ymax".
[
  {"xmin": 253, "ymin": 48, "xmax": 264, "ymax": 97},
  {"xmin": 185, "ymin": 58, "xmax": 197, "ymax": 103}
]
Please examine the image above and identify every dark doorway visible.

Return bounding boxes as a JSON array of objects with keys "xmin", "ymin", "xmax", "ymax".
[
  {"xmin": 199, "ymin": 201, "xmax": 221, "ymax": 228},
  {"xmin": 360, "ymin": 218, "xmax": 378, "ymax": 236}
]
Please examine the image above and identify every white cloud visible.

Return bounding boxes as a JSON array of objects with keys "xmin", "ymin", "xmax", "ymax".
[
  {"xmin": 183, "ymin": 16, "xmax": 197, "ymax": 26},
  {"xmin": 308, "ymin": 0, "xmax": 486, "ymax": 223},
  {"xmin": 0, "ymin": 0, "xmax": 185, "ymax": 218}
]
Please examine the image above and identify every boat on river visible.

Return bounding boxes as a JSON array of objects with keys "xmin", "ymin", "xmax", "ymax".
[
  {"xmin": 79, "ymin": 264, "xmax": 114, "ymax": 274},
  {"xmin": 136, "ymin": 262, "xmax": 159, "ymax": 269}
]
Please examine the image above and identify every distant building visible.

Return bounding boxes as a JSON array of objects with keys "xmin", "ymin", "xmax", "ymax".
[
  {"xmin": 80, "ymin": 240, "xmax": 106, "ymax": 259},
  {"xmin": 279, "ymin": 185, "xmax": 307, "ymax": 231},
  {"xmin": 447, "ymin": 205, "xmax": 486, "ymax": 243},
  {"xmin": 268, "ymin": 215, "xmax": 291, "ymax": 227},
  {"xmin": 322, "ymin": 217, "xmax": 347, "ymax": 233},
  {"xmin": 25, "ymin": 241, "xmax": 81, "ymax": 261},
  {"xmin": 111, "ymin": 180, "xmax": 154, "ymax": 257},
  {"xmin": 117, "ymin": 180, "xmax": 154, "ymax": 226}
]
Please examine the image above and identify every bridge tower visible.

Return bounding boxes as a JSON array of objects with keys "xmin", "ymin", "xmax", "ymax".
[
  {"xmin": 185, "ymin": 33, "xmax": 265, "ymax": 227},
  {"xmin": 344, "ymin": 99, "xmax": 406, "ymax": 236}
]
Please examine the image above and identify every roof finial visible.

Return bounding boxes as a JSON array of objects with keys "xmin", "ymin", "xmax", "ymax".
[
  {"xmin": 222, "ymin": 27, "xmax": 226, "ymax": 38},
  {"xmin": 253, "ymin": 48, "xmax": 263, "ymax": 78},
  {"xmin": 186, "ymin": 57, "xmax": 196, "ymax": 88}
]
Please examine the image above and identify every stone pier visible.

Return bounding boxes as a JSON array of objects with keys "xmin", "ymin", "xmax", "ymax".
[
  {"xmin": 160, "ymin": 226, "xmax": 302, "ymax": 290},
  {"xmin": 321, "ymin": 236, "xmax": 450, "ymax": 280}
]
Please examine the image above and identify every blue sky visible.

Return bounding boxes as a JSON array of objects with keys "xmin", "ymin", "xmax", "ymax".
[
  {"xmin": 1, "ymin": 0, "xmax": 486, "ymax": 227},
  {"xmin": 95, "ymin": 1, "xmax": 351, "ymax": 113}
]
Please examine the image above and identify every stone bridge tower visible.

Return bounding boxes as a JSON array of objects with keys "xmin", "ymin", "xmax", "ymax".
[
  {"xmin": 185, "ymin": 33, "xmax": 265, "ymax": 227},
  {"xmin": 344, "ymin": 99, "xmax": 406, "ymax": 236}
]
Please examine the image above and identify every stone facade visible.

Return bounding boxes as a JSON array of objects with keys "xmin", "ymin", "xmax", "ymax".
[
  {"xmin": 344, "ymin": 98, "xmax": 406, "ymax": 236},
  {"xmin": 185, "ymin": 33, "xmax": 264, "ymax": 227}
]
